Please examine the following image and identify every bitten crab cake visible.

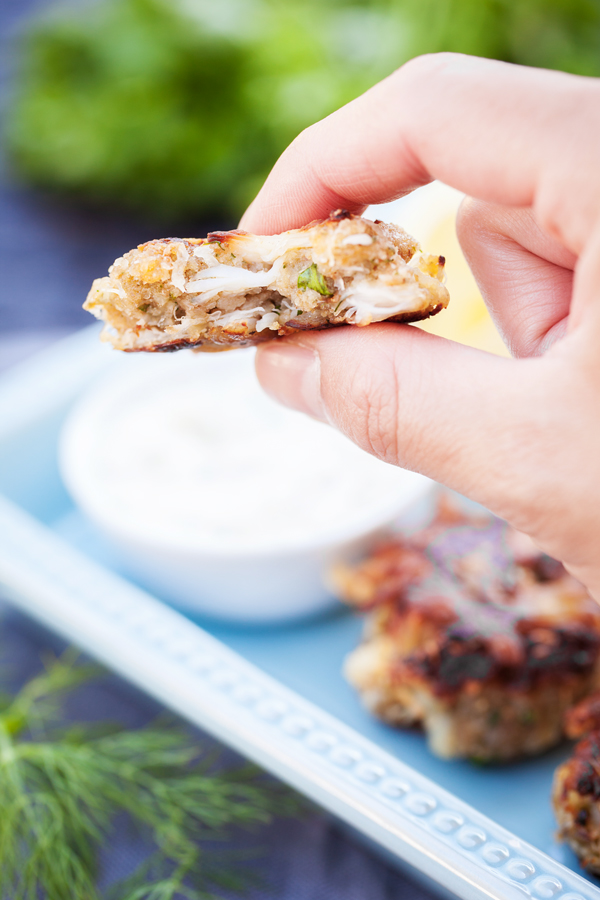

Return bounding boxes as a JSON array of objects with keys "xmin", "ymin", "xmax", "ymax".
[
  {"xmin": 552, "ymin": 695, "xmax": 600, "ymax": 874},
  {"xmin": 84, "ymin": 211, "xmax": 449, "ymax": 351},
  {"xmin": 332, "ymin": 499, "xmax": 600, "ymax": 762}
]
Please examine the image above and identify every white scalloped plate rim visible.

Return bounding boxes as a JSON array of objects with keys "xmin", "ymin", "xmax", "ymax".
[{"xmin": 0, "ymin": 327, "xmax": 598, "ymax": 900}]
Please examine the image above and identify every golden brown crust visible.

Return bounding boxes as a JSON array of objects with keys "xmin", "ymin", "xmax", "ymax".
[
  {"xmin": 334, "ymin": 497, "xmax": 600, "ymax": 761},
  {"xmin": 83, "ymin": 212, "xmax": 449, "ymax": 352}
]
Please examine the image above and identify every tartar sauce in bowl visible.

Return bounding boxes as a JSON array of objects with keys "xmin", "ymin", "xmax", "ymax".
[{"xmin": 60, "ymin": 349, "xmax": 432, "ymax": 622}]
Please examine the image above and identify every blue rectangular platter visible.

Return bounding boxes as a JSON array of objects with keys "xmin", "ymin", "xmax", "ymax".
[{"xmin": 0, "ymin": 325, "xmax": 597, "ymax": 900}]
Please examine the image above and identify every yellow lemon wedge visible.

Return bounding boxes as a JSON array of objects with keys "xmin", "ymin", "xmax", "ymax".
[{"xmin": 417, "ymin": 212, "xmax": 508, "ymax": 356}]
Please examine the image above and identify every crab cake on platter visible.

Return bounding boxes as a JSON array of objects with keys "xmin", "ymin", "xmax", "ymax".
[
  {"xmin": 553, "ymin": 728, "xmax": 600, "ymax": 874},
  {"xmin": 84, "ymin": 211, "xmax": 448, "ymax": 352},
  {"xmin": 333, "ymin": 499, "xmax": 600, "ymax": 762},
  {"xmin": 552, "ymin": 695, "xmax": 600, "ymax": 874}
]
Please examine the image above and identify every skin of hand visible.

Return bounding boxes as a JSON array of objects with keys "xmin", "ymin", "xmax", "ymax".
[{"xmin": 239, "ymin": 53, "xmax": 600, "ymax": 601}]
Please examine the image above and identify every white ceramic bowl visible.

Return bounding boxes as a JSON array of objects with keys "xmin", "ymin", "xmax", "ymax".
[{"xmin": 60, "ymin": 349, "xmax": 433, "ymax": 624}]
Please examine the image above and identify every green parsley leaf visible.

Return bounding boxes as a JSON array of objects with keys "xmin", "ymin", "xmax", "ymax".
[{"xmin": 297, "ymin": 264, "xmax": 333, "ymax": 297}]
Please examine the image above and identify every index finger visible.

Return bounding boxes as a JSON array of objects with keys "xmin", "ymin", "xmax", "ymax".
[{"xmin": 240, "ymin": 54, "xmax": 600, "ymax": 256}]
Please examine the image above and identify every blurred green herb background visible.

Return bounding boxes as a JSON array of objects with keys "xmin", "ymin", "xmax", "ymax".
[{"xmin": 5, "ymin": 0, "xmax": 600, "ymax": 224}]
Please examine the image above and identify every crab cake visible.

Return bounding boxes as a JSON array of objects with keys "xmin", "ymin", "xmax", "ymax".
[
  {"xmin": 553, "ymin": 727, "xmax": 600, "ymax": 874},
  {"xmin": 84, "ymin": 211, "xmax": 449, "ymax": 351},
  {"xmin": 552, "ymin": 694, "xmax": 600, "ymax": 874},
  {"xmin": 332, "ymin": 499, "xmax": 600, "ymax": 762}
]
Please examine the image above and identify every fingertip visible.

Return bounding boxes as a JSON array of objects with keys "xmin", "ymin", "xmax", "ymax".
[{"xmin": 255, "ymin": 339, "xmax": 327, "ymax": 422}]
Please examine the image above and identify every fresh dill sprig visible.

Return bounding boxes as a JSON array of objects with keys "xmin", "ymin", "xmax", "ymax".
[{"xmin": 0, "ymin": 651, "xmax": 297, "ymax": 900}]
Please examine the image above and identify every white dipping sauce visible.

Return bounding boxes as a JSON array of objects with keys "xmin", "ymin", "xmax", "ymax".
[{"xmin": 63, "ymin": 350, "xmax": 428, "ymax": 554}]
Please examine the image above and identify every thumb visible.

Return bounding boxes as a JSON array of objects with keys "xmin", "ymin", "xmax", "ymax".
[{"xmin": 255, "ymin": 325, "xmax": 598, "ymax": 574}]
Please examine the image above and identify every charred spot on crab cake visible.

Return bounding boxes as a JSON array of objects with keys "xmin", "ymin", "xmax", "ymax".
[
  {"xmin": 83, "ymin": 212, "xmax": 449, "ymax": 351},
  {"xmin": 332, "ymin": 497, "xmax": 600, "ymax": 762}
]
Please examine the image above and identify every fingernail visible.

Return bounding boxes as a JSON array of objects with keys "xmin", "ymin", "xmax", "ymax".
[{"xmin": 256, "ymin": 342, "xmax": 327, "ymax": 421}]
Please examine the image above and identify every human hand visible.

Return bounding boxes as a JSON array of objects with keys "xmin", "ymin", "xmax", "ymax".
[{"xmin": 240, "ymin": 53, "xmax": 600, "ymax": 601}]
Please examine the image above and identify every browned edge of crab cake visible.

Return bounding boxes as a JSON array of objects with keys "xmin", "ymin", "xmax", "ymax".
[
  {"xmin": 148, "ymin": 331, "xmax": 274, "ymax": 353},
  {"xmin": 138, "ymin": 303, "xmax": 448, "ymax": 353}
]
